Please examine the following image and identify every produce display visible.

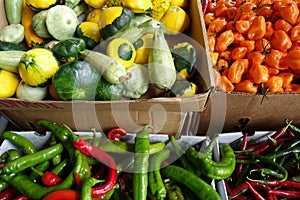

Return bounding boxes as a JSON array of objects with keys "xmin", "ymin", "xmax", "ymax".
[
  {"xmin": 204, "ymin": 0, "xmax": 300, "ymax": 94},
  {"xmin": 0, "ymin": 119, "xmax": 231, "ymax": 200},
  {"xmin": 0, "ymin": 0, "xmax": 199, "ymax": 100}
]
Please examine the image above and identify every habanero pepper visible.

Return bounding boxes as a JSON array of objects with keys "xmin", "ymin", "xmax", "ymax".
[
  {"xmin": 249, "ymin": 64, "xmax": 269, "ymax": 84},
  {"xmin": 263, "ymin": 75, "xmax": 284, "ymax": 93},
  {"xmin": 281, "ymin": 50, "xmax": 300, "ymax": 72},
  {"xmin": 278, "ymin": 72, "xmax": 294, "ymax": 88},
  {"xmin": 72, "ymin": 137, "xmax": 117, "ymax": 197},
  {"xmin": 290, "ymin": 24, "xmax": 300, "ymax": 41},
  {"xmin": 215, "ymin": 29, "xmax": 234, "ymax": 52},
  {"xmin": 285, "ymin": 83, "xmax": 300, "ymax": 92},
  {"xmin": 216, "ymin": 58, "xmax": 229, "ymax": 72},
  {"xmin": 220, "ymin": 75, "xmax": 234, "ymax": 92},
  {"xmin": 161, "ymin": 165, "xmax": 222, "ymax": 200},
  {"xmin": 247, "ymin": 16, "xmax": 266, "ymax": 41},
  {"xmin": 239, "ymin": 40, "xmax": 255, "ymax": 54},
  {"xmin": 207, "ymin": 17, "xmax": 228, "ymax": 35},
  {"xmin": 185, "ymin": 144, "xmax": 236, "ymax": 180},
  {"xmin": 255, "ymin": 38, "xmax": 271, "ymax": 53},
  {"xmin": 264, "ymin": 49, "xmax": 285, "ymax": 70},
  {"xmin": 235, "ymin": 19, "xmax": 251, "ymax": 34},
  {"xmin": 274, "ymin": 19, "xmax": 292, "ymax": 33},
  {"xmin": 247, "ymin": 51, "xmax": 265, "ymax": 67},
  {"xmin": 280, "ymin": 1, "xmax": 299, "ymax": 25},
  {"xmin": 234, "ymin": 2, "xmax": 257, "ymax": 21},
  {"xmin": 271, "ymin": 29, "xmax": 292, "ymax": 52},
  {"xmin": 231, "ymin": 46, "xmax": 248, "ymax": 60},
  {"xmin": 227, "ymin": 59, "xmax": 248, "ymax": 84}
]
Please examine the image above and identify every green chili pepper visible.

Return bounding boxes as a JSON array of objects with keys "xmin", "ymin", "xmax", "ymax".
[
  {"xmin": 7, "ymin": 149, "xmax": 20, "ymax": 161},
  {"xmin": 250, "ymin": 168, "xmax": 285, "ymax": 179},
  {"xmin": 110, "ymin": 188, "xmax": 132, "ymax": 200},
  {"xmin": 133, "ymin": 125, "xmax": 151, "ymax": 200},
  {"xmin": 185, "ymin": 144, "xmax": 236, "ymax": 180},
  {"xmin": 91, "ymin": 137, "xmax": 165, "ymax": 154},
  {"xmin": 0, "ymin": 180, "xmax": 10, "ymax": 193},
  {"xmin": 149, "ymin": 148, "xmax": 170, "ymax": 200},
  {"xmin": 51, "ymin": 158, "xmax": 69, "ymax": 176},
  {"xmin": 0, "ymin": 150, "xmax": 84, "ymax": 200},
  {"xmin": 49, "ymin": 134, "xmax": 62, "ymax": 166},
  {"xmin": 29, "ymin": 160, "xmax": 51, "ymax": 181},
  {"xmin": 0, "ymin": 143, "xmax": 64, "ymax": 175},
  {"xmin": 81, "ymin": 177, "xmax": 104, "ymax": 200},
  {"xmin": 164, "ymin": 180, "xmax": 185, "ymax": 200},
  {"xmin": 2, "ymin": 131, "xmax": 37, "ymax": 155},
  {"xmin": 161, "ymin": 165, "xmax": 222, "ymax": 200}
]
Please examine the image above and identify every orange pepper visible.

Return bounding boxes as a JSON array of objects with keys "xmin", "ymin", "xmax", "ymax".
[
  {"xmin": 220, "ymin": 50, "xmax": 232, "ymax": 63},
  {"xmin": 220, "ymin": 75, "xmax": 235, "ymax": 92},
  {"xmin": 210, "ymin": 52, "xmax": 219, "ymax": 67},
  {"xmin": 249, "ymin": 64, "xmax": 269, "ymax": 84},
  {"xmin": 226, "ymin": 21, "xmax": 237, "ymax": 32},
  {"xmin": 263, "ymin": 75, "xmax": 284, "ymax": 93},
  {"xmin": 216, "ymin": 58, "xmax": 229, "ymax": 72},
  {"xmin": 235, "ymin": 20, "xmax": 251, "ymax": 34},
  {"xmin": 234, "ymin": 2, "xmax": 257, "ymax": 21},
  {"xmin": 247, "ymin": 16, "xmax": 266, "ymax": 40},
  {"xmin": 264, "ymin": 49, "xmax": 286, "ymax": 70},
  {"xmin": 277, "ymin": 72, "xmax": 294, "ymax": 88},
  {"xmin": 282, "ymin": 50, "xmax": 300, "ymax": 72},
  {"xmin": 207, "ymin": 35, "xmax": 216, "ymax": 52},
  {"xmin": 280, "ymin": 1, "xmax": 299, "ymax": 25},
  {"xmin": 239, "ymin": 40, "xmax": 255, "ymax": 53},
  {"xmin": 256, "ymin": 5, "xmax": 273, "ymax": 19},
  {"xmin": 274, "ymin": 19, "xmax": 292, "ymax": 33},
  {"xmin": 290, "ymin": 23, "xmax": 300, "ymax": 41},
  {"xmin": 290, "ymin": 40, "xmax": 300, "ymax": 51},
  {"xmin": 271, "ymin": 29, "xmax": 292, "ymax": 52},
  {"xmin": 207, "ymin": 17, "xmax": 228, "ymax": 35},
  {"xmin": 247, "ymin": 51, "xmax": 265, "ymax": 67},
  {"xmin": 273, "ymin": 0, "xmax": 291, "ymax": 11},
  {"xmin": 285, "ymin": 83, "xmax": 300, "ymax": 92},
  {"xmin": 231, "ymin": 46, "xmax": 248, "ymax": 60},
  {"xmin": 267, "ymin": 67, "xmax": 280, "ymax": 76},
  {"xmin": 204, "ymin": 13, "xmax": 216, "ymax": 26},
  {"xmin": 234, "ymin": 79, "xmax": 258, "ymax": 94},
  {"xmin": 215, "ymin": 29, "xmax": 234, "ymax": 52},
  {"xmin": 227, "ymin": 59, "xmax": 248, "ymax": 83},
  {"xmin": 264, "ymin": 21, "xmax": 274, "ymax": 41},
  {"xmin": 225, "ymin": 6, "xmax": 237, "ymax": 21},
  {"xmin": 255, "ymin": 38, "xmax": 271, "ymax": 53},
  {"xmin": 233, "ymin": 32, "xmax": 245, "ymax": 46},
  {"xmin": 214, "ymin": 2, "xmax": 229, "ymax": 18}
]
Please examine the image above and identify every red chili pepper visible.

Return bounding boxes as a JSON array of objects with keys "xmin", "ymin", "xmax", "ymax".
[
  {"xmin": 73, "ymin": 137, "xmax": 117, "ymax": 197},
  {"xmin": 0, "ymin": 186, "xmax": 18, "ymax": 200},
  {"xmin": 269, "ymin": 189, "xmax": 300, "ymax": 198},
  {"xmin": 251, "ymin": 179, "xmax": 300, "ymax": 189},
  {"xmin": 13, "ymin": 195, "xmax": 30, "ymax": 200},
  {"xmin": 235, "ymin": 133, "xmax": 248, "ymax": 177},
  {"xmin": 41, "ymin": 171, "xmax": 63, "ymax": 187},
  {"xmin": 229, "ymin": 182, "xmax": 248, "ymax": 198},
  {"xmin": 42, "ymin": 189, "xmax": 80, "ymax": 200},
  {"xmin": 107, "ymin": 128, "xmax": 127, "ymax": 141},
  {"xmin": 93, "ymin": 164, "xmax": 107, "ymax": 179},
  {"xmin": 0, "ymin": 163, "xmax": 5, "ymax": 168},
  {"xmin": 246, "ymin": 181, "xmax": 266, "ymax": 200},
  {"xmin": 74, "ymin": 172, "xmax": 83, "ymax": 188}
]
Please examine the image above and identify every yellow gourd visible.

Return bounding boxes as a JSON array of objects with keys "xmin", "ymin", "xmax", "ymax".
[
  {"xmin": 84, "ymin": 0, "xmax": 106, "ymax": 8},
  {"xmin": 86, "ymin": 8, "xmax": 102, "ymax": 23},
  {"xmin": 106, "ymin": 38, "xmax": 136, "ymax": 69},
  {"xmin": 106, "ymin": 0, "xmax": 122, "ymax": 7},
  {"xmin": 77, "ymin": 22, "xmax": 101, "ymax": 48},
  {"xmin": 0, "ymin": 69, "xmax": 20, "ymax": 98},
  {"xmin": 150, "ymin": 0, "xmax": 171, "ymax": 20},
  {"xmin": 159, "ymin": 6, "xmax": 190, "ymax": 34},
  {"xmin": 21, "ymin": 1, "xmax": 44, "ymax": 47},
  {"xmin": 134, "ymin": 33, "xmax": 153, "ymax": 64},
  {"xmin": 25, "ymin": 0, "xmax": 58, "ymax": 10},
  {"xmin": 122, "ymin": 0, "xmax": 153, "ymax": 13},
  {"xmin": 171, "ymin": 0, "xmax": 188, "ymax": 8}
]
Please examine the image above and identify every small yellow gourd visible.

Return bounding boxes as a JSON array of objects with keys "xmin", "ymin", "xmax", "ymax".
[
  {"xmin": 106, "ymin": 0, "xmax": 122, "ymax": 7},
  {"xmin": 77, "ymin": 22, "xmax": 101, "ymax": 48},
  {"xmin": 171, "ymin": 0, "xmax": 188, "ymax": 8},
  {"xmin": 150, "ymin": 0, "xmax": 171, "ymax": 20},
  {"xmin": 159, "ymin": 6, "xmax": 190, "ymax": 34},
  {"xmin": 0, "ymin": 69, "xmax": 20, "ymax": 98},
  {"xmin": 134, "ymin": 33, "xmax": 153, "ymax": 64},
  {"xmin": 122, "ymin": 0, "xmax": 153, "ymax": 13},
  {"xmin": 84, "ymin": 0, "xmax": 106, "ymax": 8},
  {"xmin": 86, "ymin": 9, "xmax": 102, "ymax": 23},
  {"xmin": 25, "ymin": 0, "xmax": 58, "ymax": 10},
  {"xmin": 106, "ymin": 38, "xmax": 136, "ymax": 69}
]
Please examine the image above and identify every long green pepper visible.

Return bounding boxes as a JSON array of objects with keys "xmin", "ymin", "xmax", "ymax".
[{"xmin": 133, "ymin": 125, "xmax": 151, "ymax": 200}]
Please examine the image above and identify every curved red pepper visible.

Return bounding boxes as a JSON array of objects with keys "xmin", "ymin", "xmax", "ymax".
[
  {"xmin": 107, "ymin": 128, "xmax": 127, "ymax": 141},
  {"xmin": 41, "ymin": 171, "xmax": 63, "ymax": 187},
  {"xmin": 73, "ymin": 137, "xmax": 117, "ymax": 197},
  {"xmin": 42, "ymin": 189, "xmax": 80, "ymax": 200}
]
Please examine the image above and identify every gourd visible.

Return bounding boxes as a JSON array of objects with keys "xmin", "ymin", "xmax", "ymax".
[
  {"xmin": 96, "ymin": 78, "xmax": 124, "ymax": 101},
  {"xmin": 46, "ymin": 5, "xmax": 78, "ymax": 41},
  {"xmin": 80, "ymin": 49, "xmax": 128, "ymax": 84},
  {"xmin": 122, "ymin": 63, "xmax": 149, "ymax": 99},
  {"xmin": 122, "ymin": 0, "xmax": 153, "ymax": 13},
  {"xmin": 106, "ymin": 38, "xmax": 136, "ymax": 69},
  {"xmin": 16, "ymin": 80, "xmax": 48, "ymax": 101},
  {"xmin": 0, "ymin": 69, "xmax": 20, "ymax": 98},
  {"xmin": 169, "ymin": 80, "xmax": 197, "ymax": 97},
  {"xmin": 0, "ymin": 51, "xmax": 25, "ymax": 73},
  {"xmin": 25, "ymin": 0, "xmax": 58, "ymax": 10},
  {"xmin": 84, "ymin": 0, "xmax": 106, "ymax": 8},
  {"xmin": 99, "ymin": 6, "xmax": 134, "ymax": 40},
  {"xmin": 134, "ymin": 33, "xmax": 153, "ymax": 64},
  {"xmin": 32, "ymin": 10, "xmax": 52, "ymax": 39},
  {"xmin": 106, "ymin": 0, "xmax": 122, "ymax": 7},
  {"xmin": 159, "ymin": 6, "xmax": 190, "ymax": 34},
  {"xmin": 0, "ymin": 24, "xmax": 24, "ymax": 44},
  {"xmin": 148, "ymin": 27, "xmax": 176, "ymax": 90},
  {"xmin": 86, "ymin": 9, "xmax": 102, "ymax": 23},
  {"xmin": 51, "ymin": 38, "xmax": 86, "ymax": 62},
  {"xmin": 76, "ymin": 22, "xmax": 101, "ymax": 48},
  {"xmin": 150, "ymin": 0, "xmax": 171, "ymax": 20},
  {"xmin": 0, "ymin": 41, "xmax": 26, "ymax": 51},
  {"xmin": 4, "ymin": 0, "xmax": 23, "ymax": 24},
  {"xmin": 171, "ymin": 42, "xmax": 196, "ymax": 79},
  {"xmin": 18, "ymin": 48, "xmax": 59, "ymax": 87},
  {"xmin": 52, "ymin": 60, "xmax": 102, "ymax": 100}
]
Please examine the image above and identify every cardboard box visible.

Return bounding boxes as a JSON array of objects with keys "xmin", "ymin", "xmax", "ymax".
[{"xmin": 0, "ymin": 0, "xmax": 214, "ymax": 135}]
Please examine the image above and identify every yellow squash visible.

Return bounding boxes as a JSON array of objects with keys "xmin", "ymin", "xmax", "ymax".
[
  {"xmin": 18, "ymin": 48, "xmax": 59, "ymax": 87},
  {"xmin": 25, "ymin": 0, "xmax": 58, "ymax": 10},
  {"xmin": 0, "ymin": 69, "xmax": 20, "ymax": 98},
  {"xmin": 106, "ymin": 0, "xmax": 122, "ymax": 7},
  {"xmin": 134, "ymin": 33, "xmax": 153, "ymax": 64},
  {"xmin": 150, "ymin": 0, "xmax": 171, "ymax": 20},
  {"xmin": 159, "ymin": 6, "xmax": 190, "ymax": 34},
  {"xmin": 77, "ymin": 21, "xmax": 101, "ymax": 48},
  {"xmin": 84, "ymin": 0, "xmax": 106, "ymax": 8},
  {"xmin": 122, "ymin": 0, "xmax": 153, "ymax": 13},
  {"xmin": 86, "ymin": 8, "xmax": 102, "ymax": 23}
]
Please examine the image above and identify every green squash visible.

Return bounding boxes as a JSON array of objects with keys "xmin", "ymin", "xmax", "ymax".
[
  {"xmin": 52, "ymin": 60, "xmax": 101, "ymax": 100},
  {"xmin": 96, "ymin": 78, "xmax": 124, "ymax": 101},
  {"xmin": 51, "ymin": 38, "xmax": 86, "ymax": 62},
  {"xmin": 171, "ymin": 42, "xmax": 196, "ymax": 79}
]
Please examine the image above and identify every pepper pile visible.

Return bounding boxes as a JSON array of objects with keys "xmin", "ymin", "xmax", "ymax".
[
  {"xmin": 0, "ymin": 119, "xmax": 232, "ymax": 200},
  {"xmin": 204, "ymin": 0, "xmax": 300, "ymax": 94},
  {"xmin": 226, "ymin": 119, "xmax": 300, "ymax": 199}
]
